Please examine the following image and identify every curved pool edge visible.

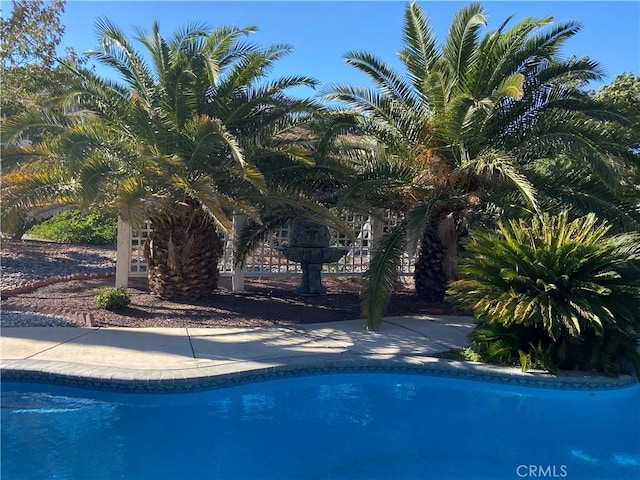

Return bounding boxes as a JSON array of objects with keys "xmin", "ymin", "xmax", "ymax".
[{"xmin": 1, "ymin": 354, "xmax": 636, "ymax": 393}]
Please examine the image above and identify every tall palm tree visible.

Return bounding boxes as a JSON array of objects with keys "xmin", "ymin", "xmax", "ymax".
[
  {"xmin": 1, "ymin": 19, "xmax": 322, "ymax": 299},
  {"xmin": 324, "ymin": 1, "xmax": 640, "ymax": 329}
]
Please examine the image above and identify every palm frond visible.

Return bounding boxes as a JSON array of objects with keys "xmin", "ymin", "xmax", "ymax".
[
  {"xmin": 1, "ymin": 110, "xmax": 71, "ymax": 143},
  {"xmin": 336, "ymin": 155, "xmax": 423, "ymax": 211},
  {"xmin": 399, "ymin": 1, "xmax": 440, "ymax": 93},
  {"xmin": 345, "ymin": 51, "xmax": 418, "ymax": 109},
  {"xmin": 405, "ymin": 190, "xmax": 451, "ymax": 250},
  {"xmin": 442, "ymin": 2, "xmax": 486, "ymax": 87},
  {"xmin": 0, "ymin": 168, "xmax": 79, "ymax": 233},
  {"xmin": 324, "ymin": 84, "xmax": 422, "ymax": 153},
  {"xmin": 528, "ymin": 163, "xmax": 640, "ymax": 231},
  {"xmin": 92, "ymin": 17, "xmax": 154, "ymax": 94},
  {"xmin": 361, "ymin": 223, "xmax": 408, "ymax": 330},
  {"xmin": 260, "ymin": 191, "xmax": 356, "ymax": 244},
  {"xmin": 113, "ymin": 175, "xmax": 156, "ymax": 226},
  {"xmin": 464, "ymin": 150, "xmax": 539, "ymax": 212},
  {"xmin": 172, "ymin": 174, "xmax": 234, "ymax": 232},
  {"xmin": 133, "ymin": 21, "xmax": 172, "ymax": 85},
  {"xmin": 233, "ymin": 215, "xmax": 290, "ymax": 267},
  {"xmin": 494, "ymin": 73, "xmax": 525, "ymax": 101},
  {"xmin": 482, "ymin": 16, "xmax": 555, "ymax": 91},
  {"xmin": 201, "ymin": 26, "xmax": 260, "ymax": 85},
  {"xmin": 184, "ymin": 115, "xmax": 267, "ymax": 193}
]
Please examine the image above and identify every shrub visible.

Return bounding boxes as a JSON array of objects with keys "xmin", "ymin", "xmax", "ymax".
[
  {"xmin": 447, "ymin": 211, "xmax": 640, "ymax": 377},
  {"xmin": 27, "ymin": 209, "xmax": 117, "ymax": 244},
  {"xmin": 95, "ymin": 287, "xmax": 131, "ymax": 310}
]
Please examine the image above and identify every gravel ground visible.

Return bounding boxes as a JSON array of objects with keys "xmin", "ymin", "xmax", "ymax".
[
  {"xmin": 1, "ymin": 238, "xmax": 116, "ymax": 290},
  {"xmin": 1, "ymin": 239, "xmax": 118, "ymax": 327},
  {"xmin": 1, "ymin": 310, "xmax": 77, "ymax": 327}
]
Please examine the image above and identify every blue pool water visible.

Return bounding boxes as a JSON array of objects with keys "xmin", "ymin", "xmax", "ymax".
[{"xmin": 2, "ymin": 373, "xmax": 639, "ymax": 480}]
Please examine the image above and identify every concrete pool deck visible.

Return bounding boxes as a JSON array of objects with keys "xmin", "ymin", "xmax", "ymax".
[{"xmin": 1, "ymin": 315, "xmax": 636, "ymax": 391}]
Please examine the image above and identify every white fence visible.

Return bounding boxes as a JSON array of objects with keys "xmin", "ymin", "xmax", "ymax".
[{"xmin": 115, "ymin": 211, "xmax": 416, "ymax": 291}]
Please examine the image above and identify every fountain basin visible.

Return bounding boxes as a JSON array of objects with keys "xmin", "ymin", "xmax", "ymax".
[
  {"xmin": 278, "ymin": 246, "xmax": 349, "ymax": 295},
  {"xmin": 278, "ymin": 220, "xmax": 350, "ymax": 295},
  {"xmin": 279, "ymin": 246, "xmax": 349, "ymax": 265}
]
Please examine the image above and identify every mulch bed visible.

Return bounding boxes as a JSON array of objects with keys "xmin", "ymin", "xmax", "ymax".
[
  {"xmin": 1, "ymin": 275, "xmax": 466, "ymax": 328},
  {"xmin": 0, "ymin": 238, "xmax": 467, "ymax": 328}
]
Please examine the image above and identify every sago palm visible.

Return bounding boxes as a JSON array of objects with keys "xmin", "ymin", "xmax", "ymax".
[
  {"xmin": 324, "ymin": 1, "xmax": 639, "ymax": 329},
  {"xmin": 447, "ymin": 212, "xmax": 640, "ymax": 376},
  {"xmin": 1, "ymin": 19, "xmax": 321, "ymax": 299}
]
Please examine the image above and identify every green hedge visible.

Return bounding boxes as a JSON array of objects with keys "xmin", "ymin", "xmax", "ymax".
[{"xmin": 27, "ymin": 209, "xmax": 117, "ymax": 245}]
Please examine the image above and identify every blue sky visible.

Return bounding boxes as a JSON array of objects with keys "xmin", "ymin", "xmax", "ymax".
[{"xmin": 53, "ymin": 1, "xmax": 640, "ymax": 94}]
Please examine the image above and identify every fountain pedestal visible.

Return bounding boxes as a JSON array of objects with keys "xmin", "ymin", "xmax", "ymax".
[{"xmin": 278, "ymin": 220, "xmax": 349, "ymax": 295}]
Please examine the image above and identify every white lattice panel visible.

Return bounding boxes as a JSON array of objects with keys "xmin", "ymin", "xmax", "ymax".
[
  {"xmin": 129, "ymin": 221, "xmax": 151, "ymax": 277},
  {"xmin": 127, "ymin": 210, "xmax": 414, "ymax": 278},
  {"xmin": 325, "ymin": 212, "xmax": 370, "ymax": 275},
  {"xmin": 380, "ymin": 210, "xmax": 416, "ymax": 275},
  {"xmin": 243, "ymin": 225, "xmax": 302, "ymax": 276},
  {"xmin": 217, "ymin": 227, "xmax": 234, "ymax": 274}
]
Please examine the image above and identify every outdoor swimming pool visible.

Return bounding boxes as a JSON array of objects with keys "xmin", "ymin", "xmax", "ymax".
[{"xmin": 2, "ymin": 373, "xmax": 639, "ymax": 480}]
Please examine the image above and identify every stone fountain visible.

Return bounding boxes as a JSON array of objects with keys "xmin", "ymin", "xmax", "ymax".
[{"xmin": 278, "ymin": 219, "xmax": 349, "ymax": 295}]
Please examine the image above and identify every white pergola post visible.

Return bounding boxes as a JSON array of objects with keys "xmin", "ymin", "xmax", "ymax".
[
  {"xmin": 115, "ymin": 216, "xmax": 131, "ymax": 288},
  {"xmin": 231, "ymin": 213, "xmax": 247, "ymax": 292},
  {"xmin": 369, "ymin": 209, "xmax": 385, "ymax": 250}
]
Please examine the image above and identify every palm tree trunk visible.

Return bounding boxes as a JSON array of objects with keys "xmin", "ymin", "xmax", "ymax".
[
  {"xmin": 413, "ymin": 224, "xmax": 449, "ymax": 302},
  {"xmin": 414, "ymin": 211, "xmax": 468, "ymax": 302},
  {"xmin": 144, "ymin": 204, "xmax": 223, "ymax": 299}
]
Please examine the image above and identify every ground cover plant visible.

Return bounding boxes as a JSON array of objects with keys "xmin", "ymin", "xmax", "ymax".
[
  {"xmin": 447, "ymin": 212, "xmax": 640, "ymax": 377},
  {"xmin": 94, "ymin": 286, "xmax": 131, "ymax": 310},
  {"xmin": 27, "ymin": 209, "xmax": 117, "ymax": 244}
]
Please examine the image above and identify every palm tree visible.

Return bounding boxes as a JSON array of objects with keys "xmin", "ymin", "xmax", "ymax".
[
  {"xmin": 324, "ymin": 1, "xmax": 639, "ymax": 329},
  {"xmin": 1, "ymin": 19, "xmax": 322, "ymax": 299}
]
